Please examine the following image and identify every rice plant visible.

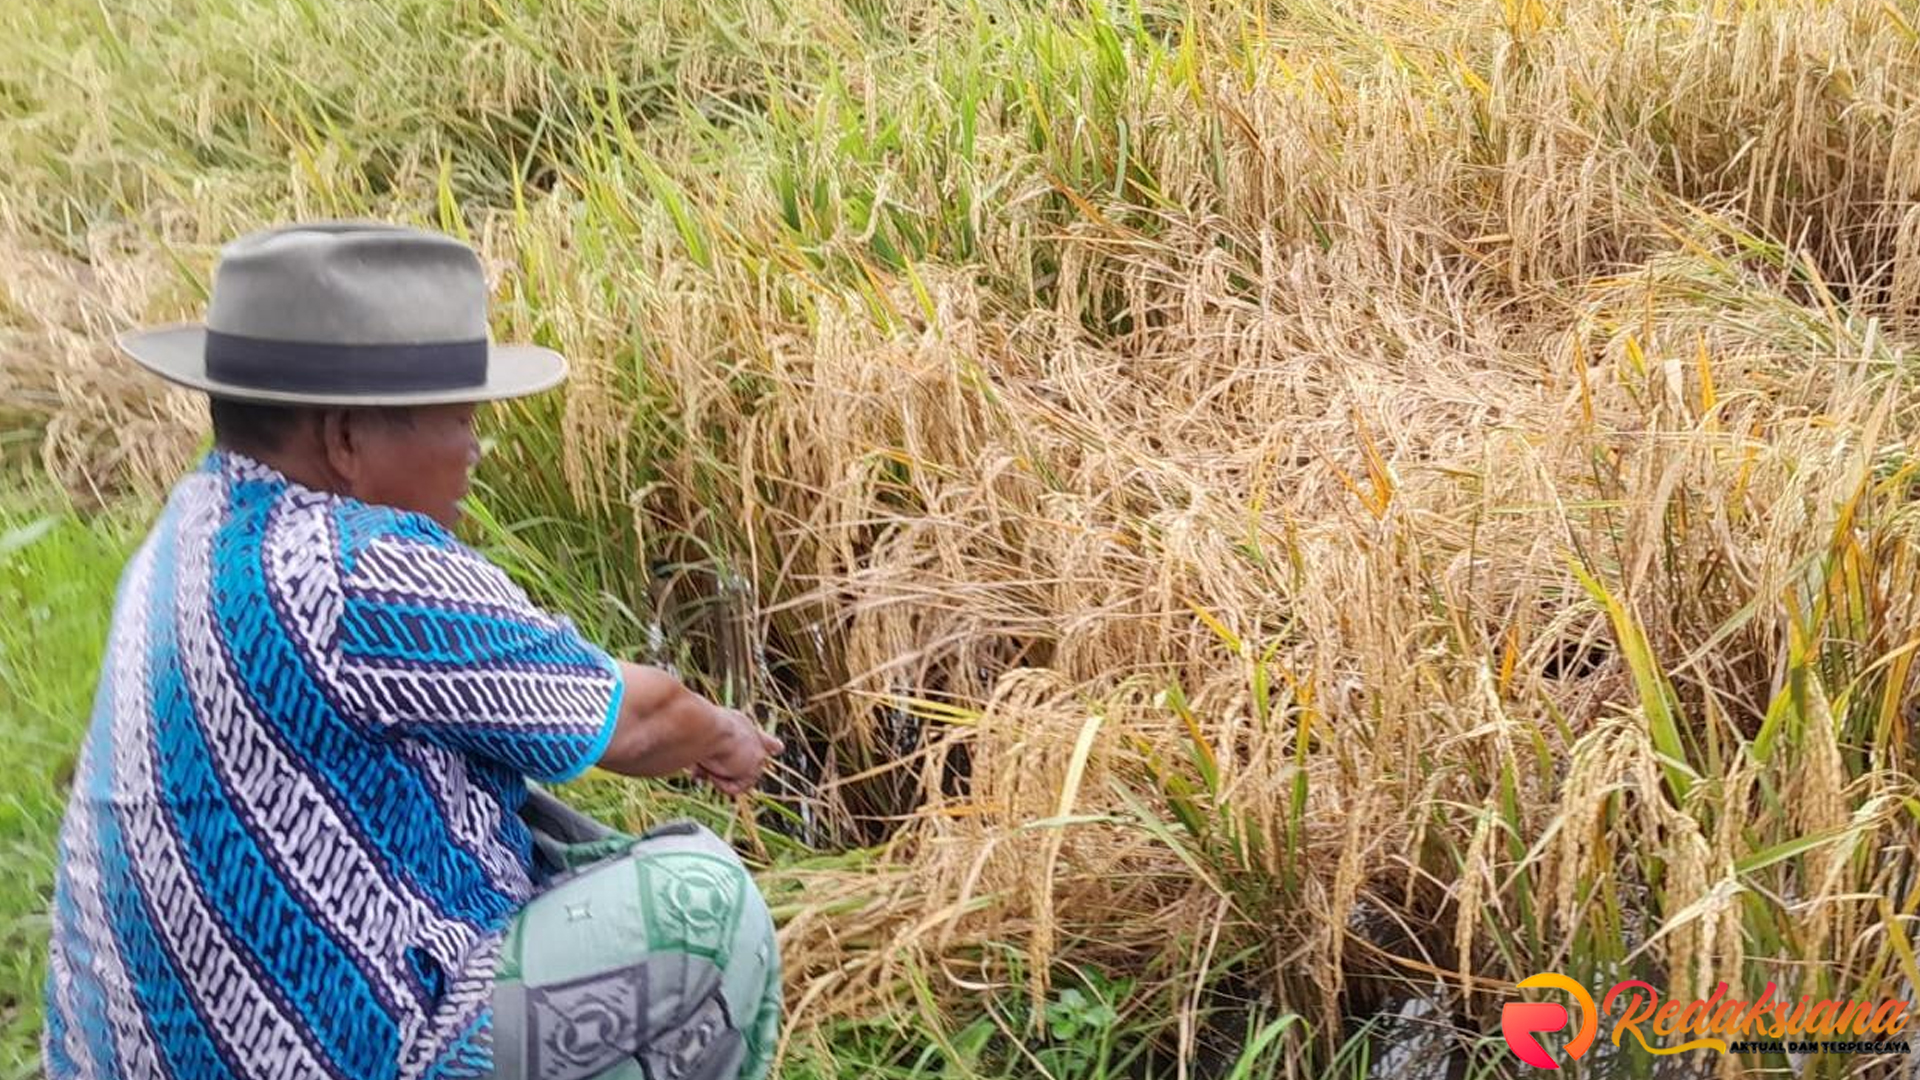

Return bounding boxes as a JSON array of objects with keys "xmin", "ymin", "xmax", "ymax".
[{"xmin": 2, "ymin": 0, "xmax": 1918, "ymax": 1074}]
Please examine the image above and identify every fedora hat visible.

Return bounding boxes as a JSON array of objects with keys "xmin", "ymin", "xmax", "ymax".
[{"xmin": 119, "ymin": 221, "xmax": 566, "ymax": 406}]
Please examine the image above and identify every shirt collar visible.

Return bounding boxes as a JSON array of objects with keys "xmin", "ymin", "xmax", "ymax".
[{"xmin": 205, "ymin": 447, "xmax": 291, "ymax": 486}]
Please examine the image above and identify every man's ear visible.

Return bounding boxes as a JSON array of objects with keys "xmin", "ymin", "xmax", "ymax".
[{"xmin": 318, "ymin": 409, "xmax": 361, "ymax": 489}]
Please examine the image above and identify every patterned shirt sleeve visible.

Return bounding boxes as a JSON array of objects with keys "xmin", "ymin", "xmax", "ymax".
[{"xmin": 330, "ymin": 527, "xmax": 623, "ymax": 783}]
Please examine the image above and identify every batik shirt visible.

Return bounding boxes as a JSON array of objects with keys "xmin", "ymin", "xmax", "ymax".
[{"xmin": 43, "ymin": 450, "xmax": 624, "ymax": 1080}]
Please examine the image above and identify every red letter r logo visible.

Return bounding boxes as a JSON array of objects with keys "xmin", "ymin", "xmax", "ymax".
[{"xmin": 1502, "ymin": 974, "xmax": 1598, "ymax": 1069}]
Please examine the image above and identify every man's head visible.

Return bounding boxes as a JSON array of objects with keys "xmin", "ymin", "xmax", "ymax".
[
  {"xmin": 116, "ymin": 222, "xmax": 569, "ymax": 520},
  {"xmin": 211, "ymin": 397, "xmax": 481, "ymax": 529}
]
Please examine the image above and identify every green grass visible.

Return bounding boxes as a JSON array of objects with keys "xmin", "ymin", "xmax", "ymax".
[{"xmin": 0, "ymin": 492, "xmax": 147, "ymax": 1078}]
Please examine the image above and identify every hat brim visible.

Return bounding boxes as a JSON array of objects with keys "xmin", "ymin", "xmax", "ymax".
[{"xmin": 117, "ymin": 324, "xmax": 568, "ymax": 407}]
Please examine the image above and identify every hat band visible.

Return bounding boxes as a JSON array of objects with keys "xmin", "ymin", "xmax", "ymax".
[{"xmin": 205, "ymin": 330, "xmax": 489, "ymax": 395}]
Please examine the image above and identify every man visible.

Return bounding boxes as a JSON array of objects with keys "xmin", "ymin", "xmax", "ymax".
[{"xmin": 43, "ymin": 223, "xmax": 783, "ymax": 1080}]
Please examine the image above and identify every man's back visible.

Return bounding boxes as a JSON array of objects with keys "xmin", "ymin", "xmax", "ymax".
[{"xmin": 45, "ymin": 450, "xmax": 622, "ymax": 1080}]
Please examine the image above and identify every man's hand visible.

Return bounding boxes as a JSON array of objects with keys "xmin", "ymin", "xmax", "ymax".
[
  {"xmin": 595, "ymin": 663, "xmax": 783, "ymax": 794},
  {"xmin": 691, "ymin": 710, "xmax": 785, "ymax": 796}
]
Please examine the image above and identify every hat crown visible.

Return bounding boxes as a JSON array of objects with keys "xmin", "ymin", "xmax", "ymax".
[
  {"xmin": 117, "ymin": 220, "xmax": 567, "ymax": 406},
  {"xmin": 205, "ymin": 222, "xmax": 489, "ymax": 345}
]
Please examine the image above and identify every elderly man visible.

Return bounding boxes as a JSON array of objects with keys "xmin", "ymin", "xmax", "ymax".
[{"xmin": 43, "ymin": 223, "xmax": 783, "ymax": 1080}]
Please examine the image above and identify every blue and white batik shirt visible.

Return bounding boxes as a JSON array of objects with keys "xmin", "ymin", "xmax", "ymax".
[{"xmin": 44, "ymin": 450, "xmax": 625, "ymax": 1080}]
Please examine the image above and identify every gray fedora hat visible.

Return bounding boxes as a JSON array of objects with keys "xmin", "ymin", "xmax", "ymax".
[{"xmin": 119, "ymin": 221, "xmax": 566, "ymax": 406}]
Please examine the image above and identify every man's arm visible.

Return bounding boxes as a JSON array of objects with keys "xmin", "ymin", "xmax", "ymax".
[{"xmin": 595, "ymin": 662, "xmax": 783, "ymax": 794}]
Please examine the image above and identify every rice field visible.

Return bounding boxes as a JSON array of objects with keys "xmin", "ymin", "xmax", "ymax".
[{"xmin": 3, "ymin": 0, "xmax": 1920, "ymax": 1075}]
